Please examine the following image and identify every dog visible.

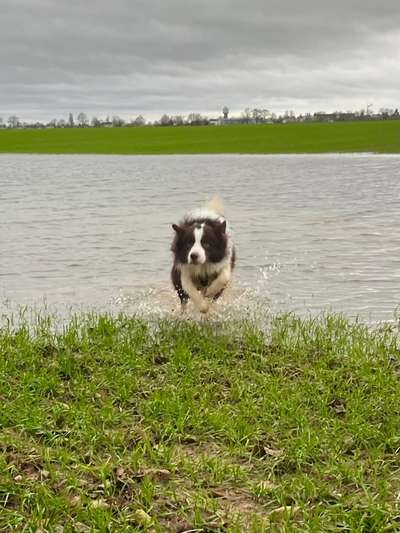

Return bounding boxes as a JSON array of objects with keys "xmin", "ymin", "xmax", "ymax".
[{"xmin": 170, "ymin": 199, "xmax": 235, "ymax": 313}]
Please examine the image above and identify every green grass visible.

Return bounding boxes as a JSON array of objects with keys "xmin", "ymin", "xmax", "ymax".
[
  {"xmin": 1, "ymin": 312, "xmax": 399, "ymax": 531},
  {"xmin": 0, "ymin": 121, "xmax": 399, "ymax": 155}
]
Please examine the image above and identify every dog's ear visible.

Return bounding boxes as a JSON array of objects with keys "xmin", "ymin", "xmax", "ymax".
[
  {"xmin": 218, "ymin": 220, "xmax": 227, "ymax": 234},
  {"xmin": 172, "ymin": 223, "xmax": 183, "ymax": 234}
]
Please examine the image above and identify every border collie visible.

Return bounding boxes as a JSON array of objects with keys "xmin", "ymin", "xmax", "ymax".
[{"xmin": 170, "ymin": 199, "xmax": 235, "ymax": 313}]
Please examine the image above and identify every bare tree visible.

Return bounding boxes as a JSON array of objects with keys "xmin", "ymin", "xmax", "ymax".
[
  {"xmin": 68, "ymin": 113, "xmax": 74, "ymax": 127},
  {"xmin": 57, "ymin": 119, "xmax": 66, "ymax": 128},
  {"xmin": 222, "ymin": 106, "xmax": 229, "ymax": 119},
  {"xmin": 160, "ymin": 114, "xmax": 172, "ymax": 126},
  {"xmin": 91, "ymin": 116, "xmax": 100, "ymax": 127},
  {"xmin": 252, "ymin": 109, "xmax": 263, "ymax": 124},
  {"xmin": 187, "ymin": 113, "xmax": 204, "ymax": 125},
  {"xmin": 8, "ymin": 115, "xmax": 20, "ymax": 128},
  {"xmin": 242, "ymin": 108, "xmax": 252, "ymax": 123},
  {"xmin": 379, "ymin": 107, "xmax": 393, "ymax": 119},
  {"xmin": 133, "ymin": 115, "xmax": 145, "ymax": 126},
  {"xmin": 77, "ymin": 112, "xmax": 89, "ymax": 127},
  {"xmin": 172, "ymin": 115, "xmax": 184, "ymax": 126},
  {"xmin": 261, "ymin": 109, "xmax": 270, "ymax": 121},
  {"xmin": 112, "ymin": 115, "xmax": 125, "ymax": 127}
]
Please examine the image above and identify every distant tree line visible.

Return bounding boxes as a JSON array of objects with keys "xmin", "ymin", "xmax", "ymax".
[
  {"xmin": 0, "ymin": 113, "xmax": 147, "ymax": 130},
  {"xmin": 1, "ymin": 106, "xmax": 399, "ymax": 130}
]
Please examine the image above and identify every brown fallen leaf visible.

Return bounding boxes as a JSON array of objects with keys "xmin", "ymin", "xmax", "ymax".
[
  {"xmin": 135, "ymin": 468, "xmax": 171, "ymax": 481},
  {"xmin": 263, "ymin": 447, "xmax": 284, "ymax": 457},
  {"xmin": 328, "ymin": 399, "xmax": 346, "ymax": 415},
  {"xmin": 165, "ymin": 519, "xmax": 193, "ymax": 533},
  {"xmin": 210, "ymin": 488, "xmax": 244, "ymax": 500},
  {"xmin": 252, "ymin": 441, "xmax": 284, "ymax": 458},
  {"xmin": 154, "ymin": 353, "xmax": 168, "ymax": 364},
  {"xmin": 115, "ymin": 467, "xmax": 126, "ymax": 478},
  {"xmin": 68, "ymin": 495, "xmax": 82, "ymax": 507},
  {"xmin": 24, "ymin": 466, "xmax": 40, "ymax": 481}
]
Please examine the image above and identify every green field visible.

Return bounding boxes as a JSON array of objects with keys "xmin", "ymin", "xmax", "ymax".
[
  {"xmin": 1, "ymin": 312, "xmax": 399, "ymax": 531},
  {"xmin": 0, "ymin": 120, "xmax": 399, "ymax": 154}
]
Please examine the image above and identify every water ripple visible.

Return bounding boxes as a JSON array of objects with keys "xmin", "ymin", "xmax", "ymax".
[{"xmin": 1, "ymin": 153, "xmax": 400, "ymax": 322}]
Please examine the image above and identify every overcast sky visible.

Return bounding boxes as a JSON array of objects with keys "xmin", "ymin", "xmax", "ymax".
[{"xmin": 1, "ymin": 0, "xmax": 399, "ymax": 122}]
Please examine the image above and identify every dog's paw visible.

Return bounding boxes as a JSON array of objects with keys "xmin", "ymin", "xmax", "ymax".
[
  {"xmin": 198, "ymin": 300, "xmax": 210, "ymax": 314},
  {"xmin": 205, "ymin": 286, "xmax": 224, "ymax": 299},
  {"xmin": 204, "ymin": 288, "xmax": 213, "ymax": 298},
  {"xmin": 205, "ymin": 285, "xmax": 217, "ymax": 298}
]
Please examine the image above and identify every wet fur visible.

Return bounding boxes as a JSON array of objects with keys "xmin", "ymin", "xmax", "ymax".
[{"xmin": 170, "ymin": 207, "xmax": 235, "ymax": 313}]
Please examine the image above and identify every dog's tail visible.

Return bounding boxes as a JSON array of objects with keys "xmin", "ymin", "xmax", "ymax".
[{"xmin": 207, "ymin": 196, "xmax": 225, "ymax": 216}]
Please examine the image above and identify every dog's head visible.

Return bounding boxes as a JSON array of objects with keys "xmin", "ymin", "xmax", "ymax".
[{"xmin": 171, "ymin": 219, "xmax": 227, "ymax": 265}]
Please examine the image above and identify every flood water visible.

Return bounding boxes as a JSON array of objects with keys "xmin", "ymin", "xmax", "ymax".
[{"xmin": 1, "ymin": 153, "xmax": 400, "ymax": 322}]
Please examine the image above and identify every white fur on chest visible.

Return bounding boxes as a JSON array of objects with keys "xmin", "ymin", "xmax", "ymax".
[{"xmin": 180, "ymin": 257, "xmax": 229, "ymax": 278}]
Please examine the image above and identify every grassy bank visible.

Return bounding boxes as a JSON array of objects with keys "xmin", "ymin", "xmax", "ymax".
[
  {"xmin": 0, "ymin": 313, "xmax": 399, "ymax": 531},
  {"xmin": 0, "ymin": 121, "xmax": 399, "ymax": 155}
]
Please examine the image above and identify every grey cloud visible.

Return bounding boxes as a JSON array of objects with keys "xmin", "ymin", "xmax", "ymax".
[{"xmin": 1, "ymin": 0, "xmax": 399, "ymax": 120}]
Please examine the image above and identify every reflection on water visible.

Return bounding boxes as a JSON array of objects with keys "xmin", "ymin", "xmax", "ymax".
[{"xmin": 1, "ymin": 153, "xmax": 400, "ymax": 322}]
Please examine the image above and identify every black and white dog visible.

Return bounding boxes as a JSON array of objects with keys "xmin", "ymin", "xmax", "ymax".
[{"xmin": 171, "ymin": 200, "xmax": 235, "ymax": 313}]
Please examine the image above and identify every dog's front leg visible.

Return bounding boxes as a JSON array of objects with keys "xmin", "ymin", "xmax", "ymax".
[
  {"xmin": 205, "ymin": 266, "xmax": 231, "ymax": 299},
  {"xmin": 181, "ymin": 270, "xmax": 210, "ymax": 313}
]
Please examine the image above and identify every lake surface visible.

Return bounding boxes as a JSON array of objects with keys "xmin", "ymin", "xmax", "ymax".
[{"xmin": 1, "ymin": 153, "xmax": 400, "ymax": 322}]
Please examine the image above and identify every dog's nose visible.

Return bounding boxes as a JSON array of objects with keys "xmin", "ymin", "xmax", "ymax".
[{"xmin": 190, "ymin": 252, "xmax": 199, "ymax": 263}]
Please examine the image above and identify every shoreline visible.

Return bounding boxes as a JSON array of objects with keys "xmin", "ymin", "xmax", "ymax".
[{"xmin": 1, "ymin": 151, "xmax": 399, "ymax": 156}]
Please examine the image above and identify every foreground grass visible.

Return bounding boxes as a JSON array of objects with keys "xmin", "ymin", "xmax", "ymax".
[
  {"xmin": 0, "ymin": 313, "xmax": 399, "ymax": 531},
  {"xmin": 0, "ymin": 121, "xmax": 399, "ymax": 155}
]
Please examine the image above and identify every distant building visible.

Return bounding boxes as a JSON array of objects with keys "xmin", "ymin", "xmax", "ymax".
[
  {"xmin": 313, "ymin": 112, "xmax": 337, "ymax": 122},
  {"xmin": 313, "ymin": 112, "xmax": 357, "ymax": 122}
]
